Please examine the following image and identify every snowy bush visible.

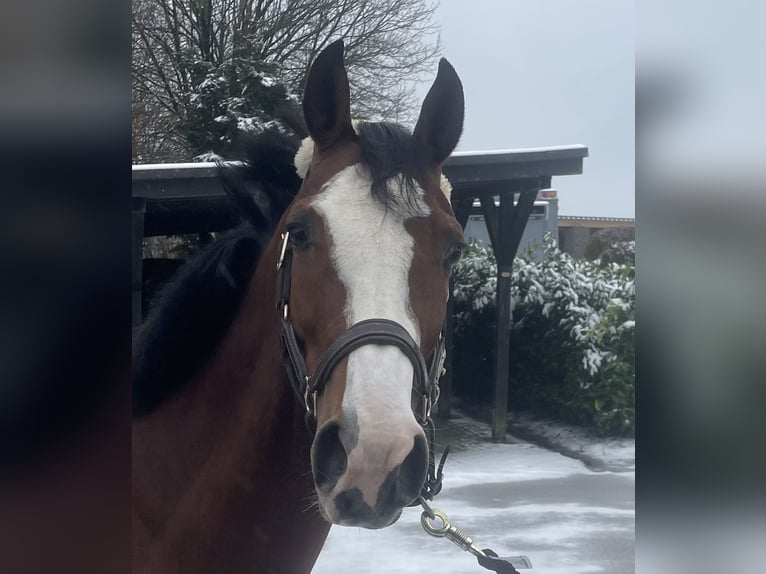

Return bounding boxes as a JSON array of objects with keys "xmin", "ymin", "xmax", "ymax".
[
  {"xmin": 180, "ymin": 49, "xmax": 295, "ymax": 158},
  {"xmin": 452, "ymin": 242, "xmax": 497, "ymax": 326},
  {"xmin": 451, "ymin": 235, "xmax": 635, "ymax": 435}
]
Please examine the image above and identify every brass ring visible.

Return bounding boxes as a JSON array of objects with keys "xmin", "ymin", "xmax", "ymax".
[{"xmin": 420, "ymin": 509, "xmax": 450, "ymax": 537}]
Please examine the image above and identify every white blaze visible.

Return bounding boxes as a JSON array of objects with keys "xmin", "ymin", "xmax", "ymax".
[{"xmin": 313, "ymin": 165, "xmax": 429, "ymax": 503}]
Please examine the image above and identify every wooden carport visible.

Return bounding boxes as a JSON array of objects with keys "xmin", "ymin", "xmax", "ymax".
[{"xmin": 132, "ymin": 144, "xmax": 587, "ymax": 441}]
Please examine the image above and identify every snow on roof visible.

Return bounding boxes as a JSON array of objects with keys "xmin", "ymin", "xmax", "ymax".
[
  {"xmin": 132, "ymin": 145, "xmax": 588, "ymax": 171},
  {"xmin": 131, "ymin": 161, "xmax": 240, "ymax": 171},
  {"xmin": 559, "ymin": 215, "xmax": 635, "ymax": 222},
  {"xmin": 450, "ymin": 144, "xmax": 587, "ymax": 157}
]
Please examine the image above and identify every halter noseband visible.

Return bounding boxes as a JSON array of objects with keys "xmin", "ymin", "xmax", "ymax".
[
  {"xmin": 275, "ymin": 231, "xmax": 448, "ymax": 503},
  {"xmin": 276, "ymin": 231, "xmax": 445, "ymax": 423}
]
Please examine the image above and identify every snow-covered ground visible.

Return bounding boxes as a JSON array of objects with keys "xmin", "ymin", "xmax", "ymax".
[
  {"xmin": 312, "ymin": 413, "xmax": 634, "ymax": 574},
  {"xmin": 506, "ymin": 411, "xmax": 635, "ymax": 473}
]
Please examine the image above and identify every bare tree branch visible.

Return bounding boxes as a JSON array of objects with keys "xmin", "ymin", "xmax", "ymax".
[{"xmin": 133, "ymin": 0, "xmax": 440, "ymax": 162}]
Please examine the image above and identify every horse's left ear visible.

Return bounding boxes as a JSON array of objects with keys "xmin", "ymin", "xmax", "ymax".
[
  {"xmin": 413, "ymin": 58, "xmax": 465, "ymax": 165},
  {"xmin": 302, "ymin": 40, "xmax": 354, "ymax": 149}
]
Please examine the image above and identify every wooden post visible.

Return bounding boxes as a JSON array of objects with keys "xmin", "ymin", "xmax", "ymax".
[
  {"xmin": 490, "ymin": 188, "xmax": 540, "ymax": 442},
  {"xmin": 437, "ymin": 283, "xmax": 454, "ymax": 422},
  {"xmin": 491, "ymin": 195, "xmax": 514, "ymax": 441},
  {"xmin": 438, "ymin": 197, "xmax": 473, "ymax": 422},
  {"xmin": 132, "ymin": 198, "xmax": 147, "ymax": 331}
]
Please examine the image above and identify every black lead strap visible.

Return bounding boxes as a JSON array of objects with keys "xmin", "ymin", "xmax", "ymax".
[{"xmin": 477, "ymin": 550, "xmax": 526, "ymax": 574}]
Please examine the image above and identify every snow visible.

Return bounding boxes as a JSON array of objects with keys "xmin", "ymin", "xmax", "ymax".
[
  {"xmin": 131, "ymin": 161, "xmax": 242, "ymax": 171},
  {"xmin": 312, "ymin": 413, "xmax": 634, "ymax": 574},
  {"xmin": 260, "ymin": 74, "xmax": 277, "ymax": 87},
  {"xmin": 236, "ymin": 116, "xmax": 261, "ymax": 132},
  {"xmin": 236, "ymin": 117, "xmax": 280, "ymax": 133},
  {"xmin": 198, "ymin": 76, "xmax": 224, "ymax": 90},
  {"xmin": 193, "ymin": 151, "xmax": 224, "ymax": 163},
  {"xmin": 507, "ymin": 411, "xmax": 635, "ymax": 473},
  {"xmin": 450, "ymin": 144, "xmax": 587, "ymax": 157}
]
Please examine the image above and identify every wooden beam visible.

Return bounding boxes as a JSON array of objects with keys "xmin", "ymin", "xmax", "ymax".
[
  {"xmin": 491, "ymin": 193, "xmax": 516, "ymax": 442},
  {"xmin": 505, "ymin": 189, "xmax": 539, "ymax": 261},
  {"xmin": 439, "ymin": 195, "xmax": 472, "ymax": 422},
  {"xmin": 479, "ymin": 195, "xmax": 499, "ymax": 251},
  {"xmin": 132, "ymin": 198, "xmax": 147, "ymax": 331},
  {"xmin": 489, "ymin": 185, "xmax": 545, "ymax": 442},
  {"xmin": 437, "ymin": 279, "xmax": 455, "ymax": 422},
  {"xmin": 453, "ymin": 196, "xmax": 472, "ymax": 230}
]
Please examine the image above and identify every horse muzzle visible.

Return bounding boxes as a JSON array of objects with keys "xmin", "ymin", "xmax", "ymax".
[{"xmin": 311, "ymin": 417, "xmax": 428, "ymax": 528}]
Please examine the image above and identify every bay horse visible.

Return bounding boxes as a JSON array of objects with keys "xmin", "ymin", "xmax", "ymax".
[{"xmin": 132, "ymin": 40, "xmax": 465, "ymax": 573}]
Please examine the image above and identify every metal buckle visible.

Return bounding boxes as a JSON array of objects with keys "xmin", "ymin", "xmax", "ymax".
[
  {"xmin": 422, "ymin": 394, "xmax": 432, "ymax": 421},
  {"xmin": 431, "ymin": 384, "xmax": 441, "ymax": 409},
  {"xmin": 276, "ymin": 231, "xmax": 290, "ymax": 270},
  {"xmin": 303, "ymin": 378, "xmax": 316, "ymax": 415},
  {"xmin": 436, "ymin": 346, "xmax": 446, "ymax": 378}
]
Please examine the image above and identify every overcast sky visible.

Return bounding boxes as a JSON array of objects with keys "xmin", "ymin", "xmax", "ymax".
[{"xmin": 415, "ymin": 0, "xmax": 635, "ymax": 218}]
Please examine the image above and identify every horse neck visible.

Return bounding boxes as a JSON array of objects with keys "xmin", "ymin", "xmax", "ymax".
[{"xmin": 133, "ymin": 236, "xmax": 330, "ymax": 574}]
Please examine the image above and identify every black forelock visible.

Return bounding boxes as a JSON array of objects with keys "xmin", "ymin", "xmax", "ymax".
[{"xmin": 355, "ymin": 121, "xmax": 422, "ymax": 213}]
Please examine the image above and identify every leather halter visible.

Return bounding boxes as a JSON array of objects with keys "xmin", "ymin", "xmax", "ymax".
[
  {"xmin": 275, "ymin": 232, "xmax": 519, "ymax": 569},
  {"xmin": 275, "ymin": 231, "xmax": 446, "ymax": 423}
]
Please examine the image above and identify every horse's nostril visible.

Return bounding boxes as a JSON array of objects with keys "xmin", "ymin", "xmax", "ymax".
[
  {"xmin": 375, "ymin": 433, "xmax": 428, "ymax": 514},
  {"xmin": 397, "ymin": 433, "xmax": 428, "ymax": 503},
  {"xmin": 311, "ymin": 421, "xmax": 348, "ymax": 494}
]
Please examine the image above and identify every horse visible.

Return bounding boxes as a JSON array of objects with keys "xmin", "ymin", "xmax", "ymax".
[{"xmin": 132, "ymin": 39, "xmax": 465, "ymax": 574}]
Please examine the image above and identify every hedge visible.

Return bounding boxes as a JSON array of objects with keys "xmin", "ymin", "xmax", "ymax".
[{"xmin": 451, "ymin": 235, "xmax": 635, "ymax": 436}]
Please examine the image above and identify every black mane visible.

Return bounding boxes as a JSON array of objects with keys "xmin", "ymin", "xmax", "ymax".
[{"xmin": 132, "ymin": 126, "xmax": 302, "ymax": 417}]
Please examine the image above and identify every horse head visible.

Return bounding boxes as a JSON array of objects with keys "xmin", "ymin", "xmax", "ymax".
[{"xmin": 278, "ymin": 40, "xmax": 465, "ymax": 529}]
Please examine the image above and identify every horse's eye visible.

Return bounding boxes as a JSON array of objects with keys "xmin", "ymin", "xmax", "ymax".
[
  {"xmin": 445, "ymin": 242, "xmax": 465, "ymax": 269},
  {"xmin": 286, "ymin": 222, "xmax": 311, "ymax": 250}
]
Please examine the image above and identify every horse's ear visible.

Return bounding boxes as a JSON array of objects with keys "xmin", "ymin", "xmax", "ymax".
[
  {"xmin": 413, "ymin": 58, "xmax": 465, "ymax": 165},
  {"xmin": 302, "ymin": 40, "xmax": 354, "ymax": 149}
]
